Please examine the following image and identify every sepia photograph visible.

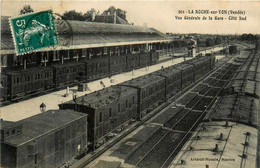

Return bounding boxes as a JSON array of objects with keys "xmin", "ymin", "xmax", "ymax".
[{"xmin": 0, "ymin": 0, "xmax": 260, "ymax": 168}]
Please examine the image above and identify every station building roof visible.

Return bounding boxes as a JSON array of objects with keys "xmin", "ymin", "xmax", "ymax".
[
  {"xmin": 1, "ymin": 109, "xmax": 87, "ymax": 146},
  {"xmin": 169, "ymin": 121, "xmax": 258, "ymax": 168},
  {"xmin": 61, "ymin": 85, "xmax": 137, "ymax": 110},
  {"xmin": 1, "ymin": 16, "xmax": 171, "ymax": 54}
]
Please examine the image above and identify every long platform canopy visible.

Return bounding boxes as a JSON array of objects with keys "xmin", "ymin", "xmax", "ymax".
[{"xmin": 1, "ymin": 16, "xmax": 171, "ymax": 54}]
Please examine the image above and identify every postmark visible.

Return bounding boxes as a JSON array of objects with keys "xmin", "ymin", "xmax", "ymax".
[
  {"xmin": 53, "ymin": 14, "xmax": 73, "ymax": 48},
  {"xmin": 9, "ymin": 9, "xmax": 59, "ymax": 55}
]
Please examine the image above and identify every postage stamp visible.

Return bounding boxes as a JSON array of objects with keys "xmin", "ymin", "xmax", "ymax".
[{"xmin": 9, "ymin": 9, "xmax": 58, "ymax": 55}]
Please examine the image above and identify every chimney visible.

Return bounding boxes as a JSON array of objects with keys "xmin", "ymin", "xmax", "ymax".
[
  {"xmin": 217, "ymin": 133, "xmax": 224, "ymax": 141},
  {"xmin": 114, "ymin": 11, "xmax": 117, "ymax": 24},
  {"xmin": 213, "ymin": 144, "xmax": 219, "ymax": 152}
]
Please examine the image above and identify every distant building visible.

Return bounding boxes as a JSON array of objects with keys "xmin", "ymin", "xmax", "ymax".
[
  {"xmin": 92, "ymin": 13, "xmax": 129, "ymax": 24},
  {"xmin": 1, "ymin": 110, "xmax": 88, "ymax": 168}
]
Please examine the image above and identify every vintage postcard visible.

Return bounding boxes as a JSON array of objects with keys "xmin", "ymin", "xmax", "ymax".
[{"xmin": 1, "ymin": 1, "xmax": 259, "ymax": 168}]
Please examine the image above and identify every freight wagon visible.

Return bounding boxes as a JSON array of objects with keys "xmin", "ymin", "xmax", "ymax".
[
  {"xmin": 120, "ymin": 75, "xmax": 166, "ymax": 119},
  {"xmin": 59, "ymin": 86, "xmax": 138, "ymax": 150},
  {"xmin": 6, "ymin": 67, "xmax": 53, "ymax": 99}
]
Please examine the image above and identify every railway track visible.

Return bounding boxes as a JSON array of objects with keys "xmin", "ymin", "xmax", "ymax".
[{"xmin": 126, "ymin": 62, "xmax": 240, "ymax": 168}]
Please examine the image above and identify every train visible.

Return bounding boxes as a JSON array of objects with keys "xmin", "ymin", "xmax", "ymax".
[
  {"xmin": 59, "ymin": 55, "xmax": 216, "ymax": 150},
  {"xmin": 1, "ymin": 51, "xmax": 160, "ymax": 101}
]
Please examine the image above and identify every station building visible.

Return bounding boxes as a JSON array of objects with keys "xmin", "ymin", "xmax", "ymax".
[
  {"xmin": 0, "ymin": 16, "xmax": 174, "ymax": 101},
  {"xmin": 1, "ymin": 110, "xmax": 88, "ymax": 168}
]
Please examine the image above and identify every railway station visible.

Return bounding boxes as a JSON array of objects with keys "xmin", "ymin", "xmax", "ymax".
[{"xmin": 1, "ymin": 1, "xmax": 259, "ymax": 168}]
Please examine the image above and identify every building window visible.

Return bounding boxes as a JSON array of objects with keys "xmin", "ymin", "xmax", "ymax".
[
  {"xmin": 1, "ymin": 54, "xmax": 7, "ymax": 67},
  {"xmin": 11, "ymin": 129, "xmax": 15, "ymax": 135},
  {"xmin": 121, "ymin": 46, "xmax": 125, "ymax": 54},
  {"xmin": 110, "ymin": 48, "xmax": 114, "ymax": 55},
  {"xmin": 63, "ymin": 50, "xmax": 69, "ymax": 60},
  {"xmin": 104, "ymin": 48, "xmax": 108, "ymax": 55},
  {"xmin": 109, "ymin": 108, "xmax": 112, "ymax": 118},
  {"xmin": 99, "ymin": 113, "xmax": 102, "ymax": 123},
  {"xmin": 114, "ymin": 47, "xmax": 118, "ymax": 55},
  {"xmin": 77, "ymin": 144, "xmax": 81, "ymax": 152},
  {"xmin": 53, "ymin": 51, "xmax": 56, "ymax": 60},
  {"xmin": 41, "ymin": 53, "xmax": 44, "ymax": 62},
  {"xmin": 17, "ymin": 128, "xmax": 21, "ymax": 134},
  {"xmin": 118, "ymin": 103, "xmax": 121, "ymax": 113},
  {"xmin": 53, "ymin": 51, "xmax": 60, "ymax": 61},
  {"xmin": 82, "ymin": 49, "xmax": 86, "ymax": 58},
  {"xmin": 34, "ymin": 154, "xmax": 37, "ymax": 165},
  {"xmin": 133, "ymin": 96, "xmax": 135, "ymax": 104},
  {"xmin": 89, "ymin": 50, "xmax": 93, "ymax": 57},
  {"xmin": 96, "ymin": 49, "xmax": 102, "ymax": 56},
  {"xmin": 73, "ymin": 50, "xmax": 79, "ymax": 59},
  {"xmin": 1, "ymin": 132, "xmax": 4, "ymax": 140}
]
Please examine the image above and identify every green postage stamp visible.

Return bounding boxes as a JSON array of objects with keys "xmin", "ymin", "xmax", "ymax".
[{"xmin": 9, "ymin": 9, "xmax": 58, "ymax": 55}]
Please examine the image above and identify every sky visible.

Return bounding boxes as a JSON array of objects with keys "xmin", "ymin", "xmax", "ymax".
[{"xmin": 1, "ymin": 0, "xmax": 260, "ymax": 34}]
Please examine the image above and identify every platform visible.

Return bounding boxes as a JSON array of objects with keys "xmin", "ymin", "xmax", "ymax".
[
  {"xmin": 169, "ymin": 121, "xmax": 258, "ymax": 168},
  {"xmin": 0, "ymin": 57, "xmax": 185, "ymax": 121}
]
